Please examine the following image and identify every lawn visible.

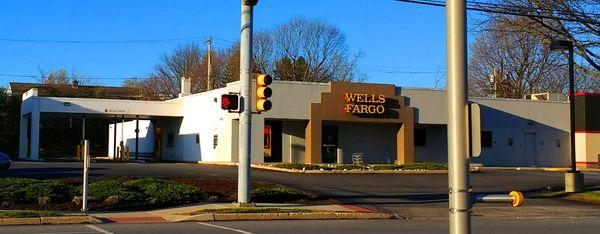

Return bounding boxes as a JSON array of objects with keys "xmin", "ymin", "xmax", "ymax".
[
  {"xmin": 0, "ymin": 177, "xmax": 326, "ymax": 211},
  {"xmin": 0, "ymin": 210, "xmax": 61, "ymax": 218},
  {"xmin": 566, "ymin": 187, "xmax": 600, "ymax": 204}
]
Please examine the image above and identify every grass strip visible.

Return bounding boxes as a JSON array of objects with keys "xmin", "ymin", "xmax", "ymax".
[
  {"xmin": 566, "ymin": 188, "xmax": 600, "ymax": 203},
  {"xmin": 0, "ymin": 210, "xmax": 62, "ymax": 218}
]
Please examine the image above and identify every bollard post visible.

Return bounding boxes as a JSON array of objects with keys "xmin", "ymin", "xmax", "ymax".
[{"xmin": 82, "ymin": 140, "xmax": 89, "ymax": 212}]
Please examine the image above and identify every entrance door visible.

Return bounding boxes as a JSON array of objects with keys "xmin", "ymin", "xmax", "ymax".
[
  {"xmin": 322, "ymin": 126, "xmax": 338, "ymax": 163},
  {"xmin": 524, "ymin": 132, "xmax": 537, "ymax": 165},
  {"xmin": 154, "ymin": 127, "xmax": 162, "ymax": 160},
  {"xmin": 264, "ymin": 121, "xmax": 282, "ymax": 162}
]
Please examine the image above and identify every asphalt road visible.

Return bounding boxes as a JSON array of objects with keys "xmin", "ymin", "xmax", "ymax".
[
  {"xmin": 4, "ymin": 161, "xmax": 600, "ymax": 214},
  {"xmin": 1, "ymin": 218, "xmax": 600, "ymax": 234}
]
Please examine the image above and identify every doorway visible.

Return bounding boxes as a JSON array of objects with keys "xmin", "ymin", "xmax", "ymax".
[
  {"xmin": 154, "ymin": 127, "xmax": 162, "ymax": 160},
  {"xmin": 322, "ymin": 125, "xmax": 338, "ymax": 163},
  {"xmin": 524, "ymin": 132, "xmax": 537, "ymax": 165},
  {"xmin": 264, "ymin": 121, "xmax": 282, "ymax": 162}
]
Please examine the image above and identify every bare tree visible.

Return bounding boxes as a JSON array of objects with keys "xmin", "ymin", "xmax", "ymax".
[
  {"xmin": 38, "ymin": 68, "xmax": 87, "ymax": 85},
  {"xmin": 485, "ymin": 0, "xmax": 599, "ymax": 78},
  {"xmin": 269, "ymin": 18, "xmax": 365, "ymax": 82},
  {"xmin": 469, "ymin": 20, "xmax": 567, "ymax": 98}
]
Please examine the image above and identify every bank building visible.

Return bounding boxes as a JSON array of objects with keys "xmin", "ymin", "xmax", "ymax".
[{"xmin": 17, "ymin": 78, "xmax": 600, "ymax": 168}]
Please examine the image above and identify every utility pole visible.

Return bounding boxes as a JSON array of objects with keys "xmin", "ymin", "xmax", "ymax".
[
  {"xmin": 447, "ymin": 0, "xmax": 471, "ymax": 233},
  {"xmin": 238, "ymin": 0, "xmax": 257, "ymax": 205},
  {"xmin": 206, "ymin": 36, "xmax": 213, "ymax": 91}
]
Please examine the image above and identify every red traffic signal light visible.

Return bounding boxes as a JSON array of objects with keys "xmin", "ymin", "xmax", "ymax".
[{"xmin": 221, "ymin": 94, "xmax": 239, "ymax": 110}]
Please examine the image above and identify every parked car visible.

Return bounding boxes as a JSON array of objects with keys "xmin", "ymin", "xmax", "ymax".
[{"xmin": 0, "ymin": 152, "xmax": 11, "ymax": 172}]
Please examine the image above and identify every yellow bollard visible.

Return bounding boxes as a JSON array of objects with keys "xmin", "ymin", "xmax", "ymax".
[
  {"xmin": 76, "ymin": 145, "xmax": 81, "ymax": 161},
  {"xmin": 124, "ymin": 147, "xmax": 130, "ymax": 161}
]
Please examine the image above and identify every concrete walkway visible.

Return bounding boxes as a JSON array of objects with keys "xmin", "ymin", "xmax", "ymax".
[{"xmin": 88, "ymin": 203, "xmax": 381, "ymax": 223}]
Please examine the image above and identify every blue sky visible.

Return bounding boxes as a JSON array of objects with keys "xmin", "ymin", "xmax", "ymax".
[{"xmin": 0, "ymin": 0, "xmax": 482, "ymax": 88}]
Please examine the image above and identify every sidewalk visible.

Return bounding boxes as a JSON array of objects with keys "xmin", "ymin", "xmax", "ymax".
[{"xmin": 90, "ymin": 203, "xmax": 389, "ymax": 223}]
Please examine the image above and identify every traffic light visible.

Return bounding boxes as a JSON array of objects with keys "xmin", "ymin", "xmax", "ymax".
[
  {"xmin": 221, "ymin": 94, "xmax": 239, "ymax": 111},
  {"xmin": 256, "ymin": 74, "xmax": 272, "ymax": 112}
]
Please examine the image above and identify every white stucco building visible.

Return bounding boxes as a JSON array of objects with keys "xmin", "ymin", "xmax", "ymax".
[{"xmin": 19, "ymin": 80, "xmax": 595, "ymax": 167}]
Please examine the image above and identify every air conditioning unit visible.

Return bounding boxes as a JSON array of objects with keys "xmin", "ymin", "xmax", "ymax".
[{"xmin": 524, "ymin": 92, "xmax": 567, "ymax": 101}]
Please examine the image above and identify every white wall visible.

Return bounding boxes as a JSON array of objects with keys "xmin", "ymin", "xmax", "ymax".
[{"xmin": 107, "ymin": 120, "xmax": 154, "ymax": 159}]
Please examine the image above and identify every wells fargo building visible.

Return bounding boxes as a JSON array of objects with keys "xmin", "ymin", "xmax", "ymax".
[{"xmin": 20, "ymin": 80, "xmax": 585, "ymax": 167}]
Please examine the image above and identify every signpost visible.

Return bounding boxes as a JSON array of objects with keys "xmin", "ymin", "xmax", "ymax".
[{"xmin": 82, "ymin": 140, "xmax": 90, "ymax": 211}]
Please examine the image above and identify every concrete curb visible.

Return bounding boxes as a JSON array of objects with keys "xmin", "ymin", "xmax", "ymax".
[
  {"xmin": 182, "ymin": 212, "xmax": 394, "ymax": 222},
  {"xmin": 0, "ymin": 215, "xmax": 100, "ymax": 226}
]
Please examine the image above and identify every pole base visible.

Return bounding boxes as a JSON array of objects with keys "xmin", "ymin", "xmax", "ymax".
[{"xmin": 565, "ymin": 171, "xmax": 584, "ymax": 193}]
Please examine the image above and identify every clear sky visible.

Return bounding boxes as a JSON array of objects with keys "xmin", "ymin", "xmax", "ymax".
[{"xmin": 0, "ymin": 0, "xmax": 482, "ymax": 88}]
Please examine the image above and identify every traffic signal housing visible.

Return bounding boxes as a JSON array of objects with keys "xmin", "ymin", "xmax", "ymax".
[
  {"xmin": 256, "ymin": 74, "xmax": 272, "ymax": 112},
  {"xmin": 221, "ymin": 94, "xmax": 239, "ymax": 111}
]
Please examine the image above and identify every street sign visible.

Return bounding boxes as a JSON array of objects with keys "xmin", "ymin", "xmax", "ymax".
[{"xmin": 469, "ymin": 103, "xmax": 481, "ymax": 157}]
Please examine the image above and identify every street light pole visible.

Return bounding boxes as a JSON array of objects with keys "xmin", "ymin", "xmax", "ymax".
[
  {"xmin": 238, "ymin": 0, "xmax": 257, "ymax": 205},
  {"xmin": 550, "ymin": 40, "xmax": 584, "ymax": 192},
  {"xmin": 446, "ymin": 0, "xmax": 471, "ymax": 233},
  {"xmin": 567, "ymin": 45, "xmax": 576, "ymax": 174}
]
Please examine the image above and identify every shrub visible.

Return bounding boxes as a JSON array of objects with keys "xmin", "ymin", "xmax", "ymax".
[
  {"xmin": 272, "ymin": 163, "xmax": 322, "ymax": 170},
  {"xmin": 334, "ymin": 164, "xmax": 364, "ymax": 170},
  {"xmin": 401, "ymin": 162, "xmax": 447, "ymax": 170},
  {"xmin": 124, "ymin": 178, "xmax": 205, "ymax": 205},
  {"xmin": 370, "ymin": 164, "xmax": 402, "ymax": 170},
  {"xmin": 370, "ymin": 162, "xmax": 447, "ymax": 170},
  {"xmin": 0, "ymin": 178, "xmax": 77, "ymax": 204},
  {"xmin": 88, "ymin": 180, "xmax": 146, "ymax": 202},
  {"xmin": 250, "ymin": 186, "xmax": 309, "ymax": 203}
]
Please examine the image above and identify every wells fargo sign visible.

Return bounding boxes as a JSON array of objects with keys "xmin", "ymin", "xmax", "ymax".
[{"xmin": 343, "ymin": 93, "xmax": 386, "ymax": 114}]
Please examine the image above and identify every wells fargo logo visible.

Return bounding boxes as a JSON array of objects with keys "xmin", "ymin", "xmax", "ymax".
[{"xmin": 343, "ymin": 93, "xmax": 386, "ymax": 114}]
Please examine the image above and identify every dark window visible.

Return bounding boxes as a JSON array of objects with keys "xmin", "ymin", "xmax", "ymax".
[
  {"xmin": 481, "ymin": 131, "xmax": 492, "ymax": 148},
  {"xmin": 414, "ymin": 128, "xmax": 426, "ymax": 146},
  {"xmin": 556, "ymin": 139, "xmax": 561, "ymax": 147},
  {"xmin": 508, "ymin": 138, "xmax": 513, "ymax": 146},
  {"xmin": 196, "ymin": 134, "xmax": 200, "ymax": 144},
  {"xmin": 167, "ymin": 134, "xmax": 174, "ymax": 148}
]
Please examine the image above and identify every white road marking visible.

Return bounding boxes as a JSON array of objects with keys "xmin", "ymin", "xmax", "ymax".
[
  {"xmin": 196, "ymin": 222, "xmax": 255, "ymax": 234},
  {"xmin": 85, "ymin": 225, "xmax": 114, "ymax": 234}
]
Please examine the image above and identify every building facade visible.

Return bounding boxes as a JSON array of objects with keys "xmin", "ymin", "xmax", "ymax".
[{"xmin": 19, "ymin": 80, "xmax": 582, "ymax": 167}]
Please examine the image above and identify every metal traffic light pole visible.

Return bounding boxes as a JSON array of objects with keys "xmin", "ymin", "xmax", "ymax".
[
  {"xmin": 446, "ymin": 0, "xmax": 471, "ymax": 233},
  {"xmin": 237, "ymin": 0, "xmax": 257, "ymax": 205}
]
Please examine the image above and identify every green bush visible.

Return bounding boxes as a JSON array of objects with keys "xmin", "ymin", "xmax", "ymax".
[
  {"xmin": 334, "ymin": 164, "xmax": 364, "ymax": 170},
  {"xmin": 88, "ymin": 180, "xmax": 146, "ymax": 202},
  {"xmin": 401, "ymin": 162, "xmax": 447, "ymax": 170},
  {"xmin": 250, "ymin": 186, "xmax": 309, "ymax": 203},
  {"xmin": 370, "ymin": 164, "xmax": 402, "ymax": 170},
  {"xmin": 370, "ymin": 162, "xmax": 447, "ymax": 170},
  {"xmin": 123, "ymin": 178, "xmax": 205, "ymax": 205},
  {"xmin": 272, "ymin": 163, "xmax": 322, "ymax": 171},
  {"xmin": 0, "ymin": 178, "xmax": 77, "ymax": 203}
]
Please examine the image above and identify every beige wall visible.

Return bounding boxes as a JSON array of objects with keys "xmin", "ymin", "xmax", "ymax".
[
  {"xmin": 337, "ymin": 123, "xmax": 397, "ymax": 164},
  {"xmin": 576, "ymin": 132, "xmax": 600, "ymax": 168},
  {"xmin": 282, "ymin": 121, "xmax": 307, "ymax": 163}
]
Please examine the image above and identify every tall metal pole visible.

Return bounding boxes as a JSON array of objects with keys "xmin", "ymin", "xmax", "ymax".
[
  {"xmin": 447, "ymin": 0, "xmax": 471, "ymax": 233},
  {"xmin": 135, "ymin": 115, "xmax": 140, "ymax": 161},
  {"xmin": 82, "ymin": 140, "xmax": 89, "ymax": 212},
  {"xmin": 568, "ymin": 46, "xmax": 576, "ymax": 173},
  {"xmin": 206, "ymin": 37, "xmax": 213, "ymax": 91},
  {"xmin": 238, "ymin": 0, "xmax": 257, "ymax": 204}
]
